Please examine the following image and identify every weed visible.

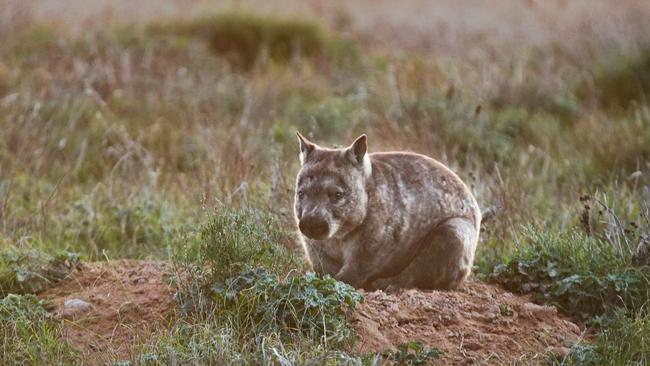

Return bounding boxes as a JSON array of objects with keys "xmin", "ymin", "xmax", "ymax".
[
  {"xmin": 0, "ymin": 247, "xmax": 79, "ymax": 296},
  {"xmin": 380, "ymin": 341, "xmax": 442, "ymax": 365},
  {"xmin": 210, "ymin": 269, "xmax": 361, "ymax": 346},
  {"xmin": 174, "ymin": 205, "xmax": 300, "ymax": 284},
  {"xmin": 555, "ymin": 309, "xmax": 650, "ymax": 365},
  {"xmin": 0, "ymin": 294, "xmax": 78, "ymax": 365},
  {"xmin": 499, "ymin": 303, "xmax": 513, "ymax": 317}
]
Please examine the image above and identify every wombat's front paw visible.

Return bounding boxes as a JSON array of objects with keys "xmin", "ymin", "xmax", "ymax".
[
  {"xmin": 368, "ymin": 278, "xmax": 399, "ymax": 292},
  {"xmin": 334, "ymin": 268, "xmax": 367, "ymax": 289}
]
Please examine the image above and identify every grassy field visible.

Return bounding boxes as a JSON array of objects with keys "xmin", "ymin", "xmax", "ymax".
[{"xmin": 1, "ymin": 0, "xmax": 650, "ymax": 364}]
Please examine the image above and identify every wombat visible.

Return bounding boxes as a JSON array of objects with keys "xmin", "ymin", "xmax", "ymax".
[{"xmin": 294, "ymin": 133, "xmax": 481, "ymax": 290}]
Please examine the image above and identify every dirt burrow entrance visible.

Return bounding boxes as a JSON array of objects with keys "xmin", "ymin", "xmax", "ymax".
[{"xmin": 40, "ymin": 261, "xmax": 582, "ymax": 364}]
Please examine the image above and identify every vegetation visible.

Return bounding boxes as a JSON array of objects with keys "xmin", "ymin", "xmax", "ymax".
[
  {"xmin": 0, "ymin": 248, "xmax": 79, "ymax": 296},
  {"xmin": 492, "ymin": 227, "xmax": 650, "ymax": 320},
  {"xmin": 0, "ymin": 294, "xmax": 78, "ymax": 364},
  {"xmin": 0, "ymin": 2, "xmax": 649, "ymax": 364}
]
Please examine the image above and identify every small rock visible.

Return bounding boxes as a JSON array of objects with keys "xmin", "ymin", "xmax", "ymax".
[{"xmin": 61, "ymin": 298, "xmax": 92, "ymax": 319}]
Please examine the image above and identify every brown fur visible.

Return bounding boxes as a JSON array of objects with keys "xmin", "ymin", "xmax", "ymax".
[{"xmin": 294, "ymin": 133, "xmax": 481, "ymax": 290}]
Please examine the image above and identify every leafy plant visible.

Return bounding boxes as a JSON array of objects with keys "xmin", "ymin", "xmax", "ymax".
[
  {"xmin": 491, "ymin": 227, "xmax": 650, "ymax": 320},
  {"xmin": 380, "ymin": 341, "xmax": 442, "ymax": 365},
  {"xmin": 133, "ymin": 269, "xmax": 362, "ymax": 365},
  {"xmin": 0, "ymin": 248, "xmax": 80, "ymax": 297},
  {"xmin": 211, "ymin": 269, "xmax": 362, "ymax": 346}
]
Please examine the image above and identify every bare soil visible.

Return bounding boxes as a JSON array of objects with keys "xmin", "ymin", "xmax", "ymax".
[
  {"xmin": 39, "ymin": 260, "xmax": 175, "ymax": 363},
  {"xmin": 40, "ymin": 261, "xmax": 582, "ymax": 364},
  {"xmin": 351, "ymin": 282, "xmax": 582, "ymax": 365}
]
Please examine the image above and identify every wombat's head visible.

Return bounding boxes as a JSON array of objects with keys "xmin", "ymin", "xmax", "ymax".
[{"xmin": 294, "ymin": 132, "xmax": 371, "ymax": 240}]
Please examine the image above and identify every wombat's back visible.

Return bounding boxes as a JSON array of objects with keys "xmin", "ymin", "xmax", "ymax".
[{"xmin": 368, "ymin": 152, "xmax": 481, "ymax": 230}]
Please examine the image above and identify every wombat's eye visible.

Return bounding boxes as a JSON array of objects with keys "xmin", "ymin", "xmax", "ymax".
[
  {"xmin": 334, "ymin": 192, "xmax": 344, "ymax": 200},
  {"xmin": 298, "ymin": 190, "xmax": 304, "ymax": 199}
]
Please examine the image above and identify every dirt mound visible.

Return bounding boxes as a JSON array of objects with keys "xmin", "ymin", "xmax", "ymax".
[
  {"xmin": 351, "ymin": 281, "xmax": 582, "ymax": 365},
  {"xmin": 39, "ymin": 260, "xmax": 174, "ymax": 363},
  {"xmin": 39, "ymin": 261, "xmax": 582, "ymax": 364}
]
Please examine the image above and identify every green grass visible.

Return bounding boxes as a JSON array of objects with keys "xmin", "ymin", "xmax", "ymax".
[
  {"xmin": 0, "ymin": 294, "xmax": 79, "ymax": 365},
  {"xmin": 551, "ymin": 309, "xmax": 650, "ymax": 365}
]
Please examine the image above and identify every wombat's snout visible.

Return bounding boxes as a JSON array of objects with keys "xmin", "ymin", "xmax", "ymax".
[{"xmin": 299, "ymin": 216, "xmax": 329, "ymax": 240}]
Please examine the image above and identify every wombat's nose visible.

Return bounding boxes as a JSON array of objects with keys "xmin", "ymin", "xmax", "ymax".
[{"xmin": 299, "ymin": 217, "xmax": 329, "ymax": 240}]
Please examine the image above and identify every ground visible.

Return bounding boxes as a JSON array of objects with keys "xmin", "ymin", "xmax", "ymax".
[
  {"xmin": 40, "ymin": 261, "xmax": 582, "ymax": 364},
  {"xmin": 40, "ymin": 261, "xmax": 175, "ymax": 363},
  {"xmin": 352, "ymin": 283, "xmax": 581, "ymax": 365}
]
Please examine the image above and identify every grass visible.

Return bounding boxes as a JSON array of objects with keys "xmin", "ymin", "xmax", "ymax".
[
  {"xmin": 0, "ymin": 3, "xmax": 649, "ymax": 365},
  {"xmin": 0, "ymin": 294, "xmax": 78, "ymax": 365}
]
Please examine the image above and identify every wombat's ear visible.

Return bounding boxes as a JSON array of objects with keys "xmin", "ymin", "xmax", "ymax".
[
  {"xmin": 296, "ymin": 131, "xmax": 316, "ymax": 165},
  {"xmin": 347, "ymin": 134, "xmax": 367, "ymax": 164}
]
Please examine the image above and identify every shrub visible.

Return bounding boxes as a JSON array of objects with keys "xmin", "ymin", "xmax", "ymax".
[
  {"xmin": 0, "ymin": 294, "xmax": 78, "ymax": 365},
  {"xmin": 0, "ymin": 247, "xmax": 79, "ymax": 297},
  {"xmin": 134, "ymin": 268, "xmax": 362, "ymax": 364},
  {"xmin": 581, "ymin": 45, "xmax": 650, "ymax": 108},
  {"xmin": 210, "ymin": 268, "xmax": 361, "ymax": 347},
  {"xmin": 175, "ymin": 205, "xmax": 300, "ymax": 284},
  {"xmin": 167, "ymin": 12, "xmax": 325, "ymax": 69},
  {"xmin": 155, "ymin": 11, "xmax": 359, "ymax": 70},
  {"xmin": 491, "ymin": 227, "xmax": 650, "ymax": 320}
]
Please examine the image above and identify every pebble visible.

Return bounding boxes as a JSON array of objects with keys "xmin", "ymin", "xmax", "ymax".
[{"xmin": 61, "ymin": 298, "xmax": 92, "ymax": 319}]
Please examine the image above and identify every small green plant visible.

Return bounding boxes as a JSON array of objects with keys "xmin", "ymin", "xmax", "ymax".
[
  {"xmin": 380, "ymin": 341, "xmax": 442, "ymax": 365},
  {"xmin": 499, "ymin": 303, "xmax": 513, "ymax": 316},
  {"xmin": 0, "ymin": 247, "xmax": 79, "ymax": 296},
  {"xmin": 0, "ymin": 294, "xmax": 78, "ymax": 365}
]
